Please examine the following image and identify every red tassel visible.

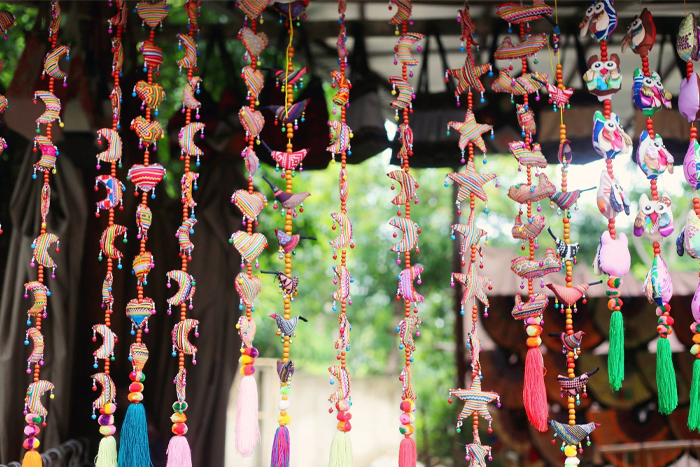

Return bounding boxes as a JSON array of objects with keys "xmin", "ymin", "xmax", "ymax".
[
  {"xmin": 398, "ymin": 437, "xmax": 417, "ymax": 467},
  {"xmin": 523, "ymin": 347, "xmax": 548, "ymax": 432}
]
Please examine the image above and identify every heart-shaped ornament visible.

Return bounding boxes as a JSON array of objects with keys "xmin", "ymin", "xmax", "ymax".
[
  {"xmin": 132, "ymin": 252, "xmax": 154, "ymax": 284},
  {"xmin": 129, "ymin": 342, "xmax": 149, "ymax": 371},
  {"xmin": 238, "ymin": 0, "xmax": 270, "ymax": 19},
  {"xmin": 242, "ymin": 147, "xmax": 259, "ymax": 176},
  {"xmin": 239, "ymin": 27, "xmax": 269, "ymax": 57},
  {"xmin": 243, "ymin": 66, "xmax": 264, "ymax": 100},
  {"xmin": 140, "ymin": 40, "xmax": 163, "ymax": 70},
  {"xmin": 128, "ymin": 163, "xmax": 166, "ymax": 192},
  {"xmin": 239, "ymin": 107, "xmax": 264, "ymax": 139},
  {"xmin": 232, "ymin": 190, "xmax": 267, "ymax": 220},
  {"xmin": 126, "ymin": 297, "xmax": 155, "ymax": 328},
  {"xmin": 235, "ymin": 273, "xmax": 262, "ymax": 307},
  {"xmin": 136, "ymin": 1, "xmax": 169, "ymax": 28},
  {"xmin": 231, "ymin": 231, "xmax": 268, "ymax": 264},
  {"xmin": 134, "ymin": 80, "xmax": 166, "ymax": 109},
  {"xmin": 131, "ymin": 116, "xmax": 164, "ymax": 145}
]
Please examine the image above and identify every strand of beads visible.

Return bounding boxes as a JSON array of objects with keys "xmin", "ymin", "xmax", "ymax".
[
  {"xmin": 0, "ymin": 9, "xmax": 13, "ymax": 234},
  {"xmin": 579, "ymin": 1, "xmax": 630, "ymax": 392},
  {"xmin": 387, "ymin": 2, "xmax": 422, "ymax": 466},
  {"xmin": 22, "ymin": 3, "xmax": 62, "ymax": 466},
  {"xmin": 622, "ymin": 7, "xmax": 678, "ymax": 415},
  {"xmin": 326, "ymin": 1, "xmax": 354, "ymax": 465},
  {"xmin": 493, "ymin": 6, "xmax": 553, "ymax": 432},
  {"xmin": 444, "ymin": 5, "xmax": 498, "ymax": 467},
  {"xmin": 675, "ymin": 12, "xmax": 700, "ymax": 429},
  {"xmin": 118, "ymin": 3, "xmax": 169, "ymax": 466},
  {"xmin": 231, "ymin": 0, "xmax": 269, "ymax": 458},
  {"xmin": 164, "ymin": 2, "xmax": 203, "ymax": 464},
  {"xmin": 91, "ymin": 3, "xmax": 128, "ymax": 465}
]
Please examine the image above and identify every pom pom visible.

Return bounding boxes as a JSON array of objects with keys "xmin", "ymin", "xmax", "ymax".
[
  {"xmin": 95, "ymin": 435, "xmax": 118, "ymax": 467},
  {"xmin": 328, "ymin": 431, "xmax": 352, "ymax": 467},
  {"xmin": 236, "ymin": 375, "xmax": 261, "ymax": 457},
  {"xmin": 523, "ymin": 347, "xmax": 549, "ymax": 432},
  {"xmin": 166, "ymin": 435, "xmax": 192, "ymax": 467},
  {"xmin": 608, "ymin": 310, "xmax": 625, "ymax": 391}
]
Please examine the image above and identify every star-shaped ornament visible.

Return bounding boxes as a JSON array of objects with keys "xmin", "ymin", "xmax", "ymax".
[
  {"xmin": 448, "ymin": 374, "xmax": 500, "ymax": 432},
  {"xmin": 446, "ymin": 52, "xmax": 492, "ymax": 104},
  {"xmin": 445, "ymin": 159, "xmax": 497, "ymax": 211},
  {"xmin": 447, "ymin": 109, "xmax": 493, "ymax": 162},
  {"xmin": 451, "ymin": 211, "xmax": 488, "ymax": 264},
  {"xmin": 451, "ymin": 264, "xmax": 491, "ymax": 315},
  {"xmin": 465, "ymin": 433, "xmax": 493, "ymax": 467}
]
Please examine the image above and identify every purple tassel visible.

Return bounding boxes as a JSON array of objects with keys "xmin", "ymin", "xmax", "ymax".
[{"xmin": 270, "ymin": 426, "xmax": 290, "ymax": 467}]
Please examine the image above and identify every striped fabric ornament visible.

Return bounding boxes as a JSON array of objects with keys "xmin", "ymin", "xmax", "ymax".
[
  {"xmin": 494, "ymin": 34, "xmax": 547, "ymax": 60},
  {"xmin": 332, "ymin": 265, "xmax": 352, "ymax": 305},
  {"xmin": 238, "ymin": 0, "xmax": 270, "ymax": 20},
  {"xmin": 277, "ymin": 360, "xmax": 294, "ymax": 384},
  {"xmin": 177, "ymin": 33, "xmax": 198, "ymax": 70},
  {"xmin": 99, "ymin": 224, "xmax": 127, "ymax": 260},
  {"xmin": 48, "ymin": 1, "xmax": 60, "ymax": 40},
  {"xmin": 33, "ymin": 91, "xmax": 62, "ymax": 127},
  {"xmin": 237, "ymin": 315, "xmax": 257, "ymax": 349},
  {"xmin": 451, "ymin": 221, "xmax": 487, "ymax": 260},
  {"xmin": 137, "ymin": 205, "xmax": 153, "ymax": 239},
  {"xmin": 232, "ymin": 190, "xmax": 267, "ymax": 222},
  {"xmin": 109, "ymin": 0, "xmax": 127, "ymax": 30},
  {"xmin": 497, "ymin": 0, "xmax": 552, "ymax": 25},
  {"xmin": 447, "ymin": 54, "xmax": 492, "ymax": 96},
  {"xmin": 140, "ymin": 40, "xmax": 164, "ymax": 70},
  {"xmin": 328, "ymin": 365, "xmax": 351, "ymax": 405},
  {"xmin": 331, "ymin": 70, "xmax": 350, "ymax": 108},
  {"xmin": 112, "ymin": 37, "xmax": 124, "ymax": 75},
  {"xmin": 270, "ymin": 99, "xmax": 308, "ymax": 124},
  {"xmin": 25, "ymin": 380, "xmax": 55, "ymax": 417},
  {"xmin": 129, "ymin": 343, "xmax": 149, "ymax": 372},
  {"xmin": 395, "ymin": 33, "xmax": 424, "ymax": 67},
  {"xmin": 400, "ymin": 366, "xmax": 416, "ymax": 401},
  {"xmin": 389, "ymin": 76, "xmax": 413, "ymax": 110},
  {"xmin": 243, "ymin": 66, "xmax": 264, "ymax": 100},
  {"xmin": 239, "ymin": 107, "xmax": 265, "ymax": 138},
  {"xmin": 465, "ymin": 436, "xmax": 492, "ymax": 467},
  {"xmin": 0, "ymin": 94, "xmax": 8, "ymax": 114},
  {"xmin": 448, "ymin": 376, "xmax": 500, "ymax": 427},
  {"xmin": 511, "ymin": 247, "xmax": 562, "ymax": 280},
  {"xmin": 132, "ymin": 252, "xmax": 154, "ymax": 285},
  {"xmin": 166, "ymin": 270, "xmax": 196, "ymax": 309},
  {"xmin": 242, "ymin": 147, "xmax": 260, "ymax": 176},
  {"xmin": 546, "ymin": 283, "xmax": 591, "ymax": 308},
  {"xmin": 398, "ymin": 123, "xmax": 413, "ymax": 159},
  {"xmin": 271, "ymin": 149, "xmax": 307, "ymax": 171},
  {"xmin": 26, "ymin": 327, "xmax": 45, "ymax": 366},
  {"xmin": 389, "ymin": 0, "xmax": 412, "ymax": 25},
  {"xmin": 330, "ymin": 212, "xmax": 354, "ymax": 253},
  {"xmin": 516, "ymin": 104, "xmax": 537, "ymax": 134},
  {"xmin": 128, "ymin": 163, "xmax": 166, "ymax": 193},
  {"xmin": 175, "ymin": 368, "xmax": 187, "ymax": 402},
  {"xmin": 459, "ymin": 6, "xmax": 477, "ymax": 47},
  {"xmin": 509, "ymin": 141, "xmax": 547, "ymax": 168},
  {"xmin": 235, "ymin": 273, "xmax": 262, "ymax": 308},
  {"xmin": 43, "ymin": 45, "xmax": 70, "ymax": 83},
  {"xmin": 0, "ymin": 10, "xmax": 15, "ymax": 37},
  {"xmin": 511, "ymin": 293, "xmax": 549, "ymax": 320},
  {"xmin": 389, "ymin": 217, "xmax": 419, "ymax": 253},
  {"xmin": 102, "ymin": 273, "xmax": 114, "ymax": 309},
  {"xmin": 134, "ymin": 80, "xmax": 166, "ymax": 110},
  {"xmin": 446, "ymin": 159, "xmax": 496, "ymax": 204},
  {"xmin": 172, "ymin": 319, "xmax": 199, "ymax": 356},
  {"xmin": 550, "ymin": 189, "xmax": 592, "ymax": 211},
  {"xmin": 397, "ymin": 266, "xmax": 423, "ymax": 303},
  {"xmin": 125, "ymin": 297, "xmax": 155, "ymax": 328},
  {"xmin": 24, "ymin": 281, "xmax": 49, "ymax": 317},
  {"xmin": 491, "ymin": 69, "xmax": 548, "ymax": 97},
  {"xmin": 135, "ymin": 1, "xmax": 169, "ymax": 29},
  {"xmin": 181, "ymin": 172, "xmax": 199, "ymax": 211},
  {"xmin": 272, "ymin": 0, "xmax": 309, "ymax": 20},
  {"xmin": 511, "ymin": 213, "xmax": 546, "ymax": 242},
  {"xmin": 92, "ymin": 324, "xmax": 117, "ymax": 360},
  {"xmin": 452, "ymin": 266, "xmax": 491, "ymax": 311},
  {"xmin": 91, "ymin": 373, "xmax": 116, "ymax": 410},
  {"xmin": 130, "ymin": 116, "xmax": 164, "ymax": 145},
  {"xmin": 110, "ymin": 85, "xmax": 122, "ymax": 120},
  {"xmin": 177, "ymin": 217, "xmax": 197, "ymax": 259},
  {"xmin": 548, "ymin": 420, "xmax": 598, "ymax": 447},
  {"xmin": 31, "ymin": 232, "xmax": 59, "ymax": 269},
  {"xmin": 339, "ymin": 168, "xmax": 348, "ymax": 204},
  {"xmin": 448, "ymin": 110, "xmax": 492, "ymax": 153},
  {"xmin": 178, "ymin": 122, "xmax": 205, "ymax": 157},
  {"xmin": 231, "ymin": 231, "xmax": 268, "ymax": 264},
  {"xmin": 33, "ymin": 136, "xmax": 58, "ymax": 173},
  {"xmin": 41, "ymin": 183, "xmax": 51, "ymax": 223},
  {"xmin": 239, "ymin": 27, "xmax": 269, "ymax": 58},
  {"xmin": 95, "ymin": 175, "xmax": 125, "ymax": 211},
  {"xmin": 327, "ymin": 120, "xmax": 352, "ymax": 157},
  {"xmin": 387, "ymin": 170, "xmax": 417, "ymax": 205},
  {"xmin": 398, "ymin": 316, "xmax": 421, "ymax": 353},
  {"xmin": 275, "ymin": 68, "xmax": 307, "ymax": 88},
  {"xmin": 183, "ymin": 76, "xmax": 202, "ymax": 112},
  {"xmin": 507, "ymin": 172, "xmax": 556, "ymax": 204}
]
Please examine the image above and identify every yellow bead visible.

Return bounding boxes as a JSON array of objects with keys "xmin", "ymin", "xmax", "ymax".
[{"xmin": 564, "ymin": 445, "xmax": 577, "ymax": 457}]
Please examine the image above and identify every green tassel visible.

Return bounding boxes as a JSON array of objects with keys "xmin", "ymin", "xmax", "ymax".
[
  {"xmin": 329, "ymin": 431, "xmax": 352, "ymax": 467},
  {"xmin": 608, "ymin": 310, "xmax": 625, "ymax": 391},
  {"xmin": 656, "ymin": 337, "xmax": 678, "ymax": 415},
  {"xmin": 95, "ymin": 436, "xmax": 118, "ymax": 467},
  {"xmin": 688, "ymin": 359, "xmax": 700, "ymax": 431}
]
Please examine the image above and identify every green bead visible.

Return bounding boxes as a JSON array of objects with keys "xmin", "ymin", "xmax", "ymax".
[
  {"xmin": 123, "ymin": 238, "xmax": 128, "ymax": 243},
  {"xmin": 456, "ymin": 428, "xmax": 461, "ymax": 433},
  {"xmin": 280, "ymin": 385, "xmax": 291, "ymax": 395}
]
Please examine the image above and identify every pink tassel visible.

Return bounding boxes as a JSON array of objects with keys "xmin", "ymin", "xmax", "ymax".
[
  {"xmin": 236, "ymin": 374, "xmax": 261, "ymax": 457},
  {"xmin": 271, "ymin": 426, "xmax": 290, "ymax": 467},
  {"xmin": 166, "ymin": 435, "xmax": 192, "ymax": 467},
  {"xmin": 523, "ymin": 347, "xmax": 548, "ymax": 432},
  {"xmin": 398, "ymin": 437, "xmax": 417, "ymax": 467}
]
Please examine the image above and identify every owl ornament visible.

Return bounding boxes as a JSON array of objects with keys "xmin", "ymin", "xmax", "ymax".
[
  {"xmin": 596, "ymin": 170, "xmax": 630, "ymax": 219},
  {"xmin": 583, "ymin": 54, "xmax": 622, "ymax": 101},
  {"xmin": 636, "ymin": 131, "xmax": 674, "ymax": 179},
  {"xmin": 633, "ymin": 193, "xmax": 674, "ymax": 242},
  {"xmin": 591, "ymin": 111, "xmax": 632, "ymax": 160},
  {"xmin": 677, "ymin": 13, "xmax": 700, "ymax": 62},
  {"xmin": 632, "ymin": 69, "xmax": 672, "ymax": 117},
  {"xmin": 579, "ymin": 0, "xmax": 617, "ymax": 42},
  {"xmin": 679, "ymin": 72, "xmax": 700, "ymax": 123},
  {"xmin": 676, "ymin": 210, "xmax": 700, "ymax": 259},
  {"xmin": 621, "ymin": 8, "xmax": 656, "ymax": 57}
]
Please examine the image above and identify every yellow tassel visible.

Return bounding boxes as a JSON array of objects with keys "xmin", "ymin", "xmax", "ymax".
[{"xmin": 22, "ymin": 450, "xmax": 42, "ymax": 467}]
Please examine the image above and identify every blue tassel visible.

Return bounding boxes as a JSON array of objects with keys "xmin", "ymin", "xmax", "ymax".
[{"xmin": 118, "ymin": 403, "xmax": 151, "ymax": 467}]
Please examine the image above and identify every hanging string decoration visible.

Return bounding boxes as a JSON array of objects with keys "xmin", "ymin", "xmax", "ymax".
[
  {"xmin": 19, "ymin": 4, "xmax": 61, "ymax": 467},
  {"xmin": 0, "ymin": 10, "xmax": 14, "ymax": 233},
  {"xmin": 118, "ymin": 3, "xmax": 168, "ymax": 467},
  {"xmin": 164, "ymin": 2, "xmax": 203, "ymax": 466},
  {"xmin": 326, "ymin": 1, "xmax": 354, "ymax": 466},
  {"xmin": 385, "ymin": 2, "xmax": 427, "ymax": 466},
  {"xmin": 676, "ymin": 9, "xmax": 700, "ymax": 431},
  {"xmin": 232, "ymin": 0, "xmax": 268, "ymax": 458},
  {"xmin": 623, "ymin": 6, "xmax": 677, "ymax": 415}
]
